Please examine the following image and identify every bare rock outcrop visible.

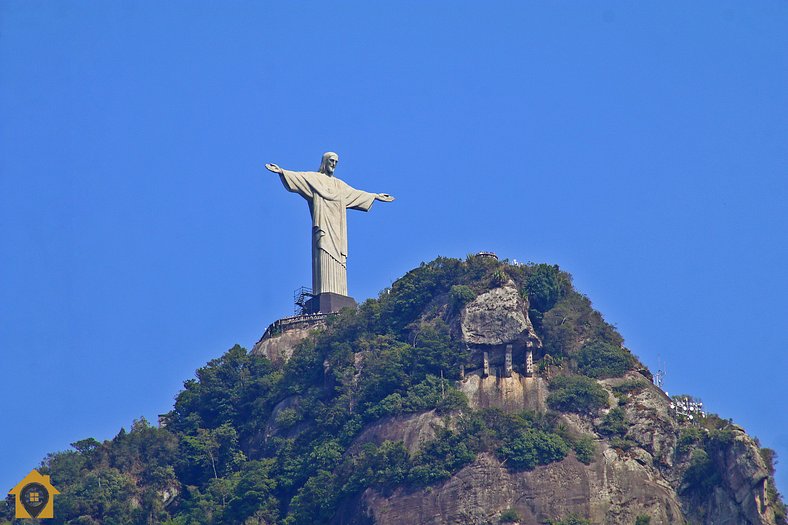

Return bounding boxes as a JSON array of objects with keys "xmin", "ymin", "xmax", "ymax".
[
  {"xmin": 459, "ymin": 370, "xmax": 548, "ymax": 413},
  {"xmin": 354, "ymin": 447, "xmax": 686, "ymax": 525},
  {"xmin": 252, "ymin": 324, "xmax": 320, "ymax": 365},
  {"xmin": 460, "ymin": 284, "xmax": 536, "ymax": 347},
  {"xmin": 349, "ymin": 410, "xmax": 443, "ymax": 455},
  {"xmin": 602, "ymin": 373, "xmax": 679, "ymax": 468}
]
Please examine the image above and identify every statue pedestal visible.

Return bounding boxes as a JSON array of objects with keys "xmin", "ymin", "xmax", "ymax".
[{"xmin": 305, "ymin": 292, "xmax": 357, "ymax": 314}]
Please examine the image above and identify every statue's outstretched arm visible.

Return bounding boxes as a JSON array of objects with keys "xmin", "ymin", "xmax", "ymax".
[
  {"xmin": 265, "ymin": 163, "xmax": 284, "ymax": 174},
  {"xmin": 268, "ymin": 163, "xmax": 315, "ymax": 199},
  {"xmin": 375, "ymin": 193, "xmax": 395, "ymax": 202}
]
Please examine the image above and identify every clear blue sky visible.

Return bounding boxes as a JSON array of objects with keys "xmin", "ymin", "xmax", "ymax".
[{"xmin": 2, "ymin": 1, "xmax": 787, "ymax": 496}]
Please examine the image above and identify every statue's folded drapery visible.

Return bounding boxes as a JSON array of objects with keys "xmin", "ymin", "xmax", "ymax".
[{"xmin": 279, "ymin": 169, "xmax": 377, "ymax": 295}]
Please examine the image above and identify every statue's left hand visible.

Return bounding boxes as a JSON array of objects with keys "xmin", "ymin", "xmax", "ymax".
[{"xmin": 377, "ymin": 193, "xmax": 395, "ymax": 202}]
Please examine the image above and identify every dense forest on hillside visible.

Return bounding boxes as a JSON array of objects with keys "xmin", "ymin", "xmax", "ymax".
[{"xmin": 3, "ymin": 256, "xmax": 785, "ymax": 525}]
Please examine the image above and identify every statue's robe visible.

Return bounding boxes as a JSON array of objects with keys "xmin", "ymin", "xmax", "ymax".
[{"xmin": 279, "ymin": 169, "xmax": 377, "ymax": 296}]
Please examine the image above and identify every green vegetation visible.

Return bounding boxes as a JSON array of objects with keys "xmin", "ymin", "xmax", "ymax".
[
  {"xmin": 490, "ymin": 268, "xmax": 509, "ymax": 287},
  {"xmin": 409, "ymin": 426, "xmax": 477, "ymax": 485},
  {"xmin": 540, "ymin": 292, "xmax": 623, "ymax": 359},
  {"xmin": 524, "ymin": 263, "xmax": 570, "ymax": 313},
  {"xmin": 609, "ymin": 436, "xmax": 637, "ymax": 452},
  {"xmin": 597, "ymin": 407, "xmax": 628, "ymax": 437},
  {"xmin": 576, "ymin": 340, "xmax": 634, "ymax": 379},
  {"xmin": 547, "ymin": 375, "xmax": 609, "ymax": 415},
  {"xmin": 32, "ymin": 419, "xmax": 183, "ymax": 524},
  {"xmin": 499, "ymin": 430, "xmax": 568, "ymax": 470},
  {"xmin": 1, "ymin": 255, "xmax": 777, "ymax": 524},
  {"xmin": 682, "ymin": 449, "xmax": 721, "ymax": 496},
  {"xmin": 761, "ymin": 448, "xmax": 788, "ymax": 524},
  {"xmin": 483, "ymin": 410, "xmax": 579, "ymax": 471},
  {"xmin": 676, "ymin": 427, "xmax": 704, "ymax": 456},
  {"xmin": 499, "ymin": 508, "xmax": 521, "ymax": 523},
  {"xmin": 572, "ymin": 435, "xmax": 596, "ymax": 464},
  {"xmin": 378, "ymin": 257, "xmax": 463, "ymax": 333},
  {"xmin": 548, "ymin": 375, "xmax": 641, "ymax": 453},
  {"xmin": 612, "ymin": 378, "xmax": 648, "ymax": 397},
  {"xmin": 448, "ymin": 284, "xmax": 476, "ymax": 314},
  {"xmin": 635, "ymin": 515, "xmax": 651, "ymax": 525}
]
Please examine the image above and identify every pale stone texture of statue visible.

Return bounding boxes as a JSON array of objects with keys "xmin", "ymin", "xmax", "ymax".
[{"xmin": 266, "ymin": 152, "xmax": 394, "ymax": 313}]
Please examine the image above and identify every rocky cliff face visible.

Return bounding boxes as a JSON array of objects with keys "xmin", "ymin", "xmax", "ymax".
[
  {"xmin": 342, "ymin": 371, "xmax": 775, "ymax": 525},
  {"xmin": 252, "ymin": 264, "xmax": 780, "ymax": 525}
]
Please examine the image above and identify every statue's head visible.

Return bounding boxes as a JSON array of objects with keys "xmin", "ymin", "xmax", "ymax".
[{"xmin": 319, "ymin": 152, "xmax": 339, "ymax": 176}]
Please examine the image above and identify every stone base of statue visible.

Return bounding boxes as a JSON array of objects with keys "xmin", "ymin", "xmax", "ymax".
[
  {"xmin": 305, "ymin": 292, "xmax": 357, "ymax": 314},
  {"xmin": 304, "ymin": 292, "xmax": 356, "ymax": 314}
]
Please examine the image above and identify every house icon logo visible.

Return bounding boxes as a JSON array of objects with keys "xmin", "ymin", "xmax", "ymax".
[{"xmin": 8, "ymin": 469, "xmax": 59, "ymax": 519}]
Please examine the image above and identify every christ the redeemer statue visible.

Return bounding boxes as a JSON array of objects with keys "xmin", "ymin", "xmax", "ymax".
[{"xmin": 266, "ymin": 152, "xmax": 394, "ymax": 313}]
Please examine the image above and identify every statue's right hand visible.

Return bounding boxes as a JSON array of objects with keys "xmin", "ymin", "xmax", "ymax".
[{"xmin": 265, "ymin": 163, "xmax": 283, "ymax": 174}]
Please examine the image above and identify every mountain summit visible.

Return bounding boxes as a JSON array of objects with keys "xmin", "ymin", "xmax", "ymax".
[{"xmin": 6, "ymin": 255, "xmax": 784, "ymax": 525}]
